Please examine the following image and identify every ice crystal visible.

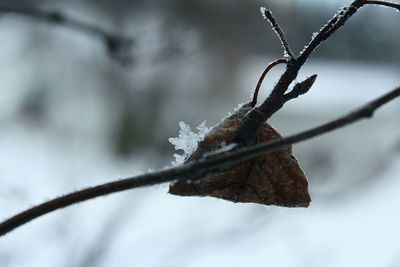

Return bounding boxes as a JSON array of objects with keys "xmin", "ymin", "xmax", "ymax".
[{"xmin": 169, "ymin": 121, "xmax": 210, "ymax": 166}]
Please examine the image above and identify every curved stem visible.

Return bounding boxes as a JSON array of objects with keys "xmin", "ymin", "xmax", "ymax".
[{"xmin": 251, "ymin": 58, "xmax": 287, "ymax": 107}]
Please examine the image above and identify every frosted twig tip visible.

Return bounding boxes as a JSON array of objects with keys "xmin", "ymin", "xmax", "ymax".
[
  {"xmin": 260, "ymin": 7, "xmax": 269, "ymax": 19},
  {"xmin": 259, "ymin": 6, "xmax": 296, "ymax": 59}
]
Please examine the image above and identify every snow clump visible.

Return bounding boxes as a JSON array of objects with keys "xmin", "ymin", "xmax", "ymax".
[{"xmin": 169, "ymin": 121, "xmax": 210, "ymax": 166}]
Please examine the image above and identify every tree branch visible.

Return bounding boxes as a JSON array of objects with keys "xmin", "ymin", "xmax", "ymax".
[
  {"xmin": 233, "ymin": 0, "xmax": 399, "ymax": 145},
  {"xmin": 0, "ymin": 85, "xmax": 399, "ymax": 237},
  {"xmin": 0, "ymin": 4, "xmax": 133, "ymax": 65},
  {"xmin": 365, "ymin": 0, "xmax": 400, "ymax": 10}
]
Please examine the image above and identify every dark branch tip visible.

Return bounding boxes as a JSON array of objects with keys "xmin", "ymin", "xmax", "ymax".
[
  {"xmin": 260, "ymin": 7, "xmax": 271, "ymax": 19},
  {"xmin": 285, "ymin": 74, "xmax": 318, "ymax": 99},
  {"xmin": 297, "ymin": 74, "xmax": 318, "ymax": 93},
  {"xmin": 305, "ymin": 74, "xmax": 318, "ymax": 86}
]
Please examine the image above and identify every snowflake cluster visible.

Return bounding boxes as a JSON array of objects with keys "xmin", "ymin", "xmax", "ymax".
[{"xmin": 169, "ymin": 121, "xmax": 210, "ymax": 166}]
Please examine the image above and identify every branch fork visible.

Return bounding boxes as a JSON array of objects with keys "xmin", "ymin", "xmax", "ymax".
[{"xmin": 235, "ymin": 0, "xmax": 399, "ymax": 146}]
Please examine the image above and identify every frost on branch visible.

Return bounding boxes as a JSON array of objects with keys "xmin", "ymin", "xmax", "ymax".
[{"xmin": 169, "ymin": 121, "xmax": 210, "ymax": 166}]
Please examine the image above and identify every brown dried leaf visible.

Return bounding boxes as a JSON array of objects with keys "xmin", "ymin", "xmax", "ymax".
[{"xmin": 169, "ymin": 102, "xmax": 311, "ymax": 207}]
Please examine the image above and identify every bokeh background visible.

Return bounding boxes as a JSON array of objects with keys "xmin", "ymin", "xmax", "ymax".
[{"xmin": 0, "ymin": 0, "xmax": 399, "ymax": 266}]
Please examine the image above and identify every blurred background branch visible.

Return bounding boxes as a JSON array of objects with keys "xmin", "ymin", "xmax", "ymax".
[{"xmin": 0, "ymin": 4, "xmax": 134, "ymax": 65}]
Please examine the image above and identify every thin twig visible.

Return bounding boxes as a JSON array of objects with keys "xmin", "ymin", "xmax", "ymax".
[
  {"xmin": 297, "ymin": 0, "xmax": 398, "ymax": 63},
  {"xmin": 260, "ymin": 7, "xmax": 296, "ymax": 59},
  {"xmin": 0, "ymin": 5, "xmax": 133, "ymax": 65},
  {"xmin": 251, "ymin": 58, "xmax": 287, "ymax": 107},
  {"xmin": 298, "ymin": 0, "xmax": 365, "ymax": 64},
  {"xmin": 366, "ymin": 0, "xmax": 400, "ymax": 10},
  {"xmin": 0, "ymin": 85, "xmax": 399, "ymax": 237}
]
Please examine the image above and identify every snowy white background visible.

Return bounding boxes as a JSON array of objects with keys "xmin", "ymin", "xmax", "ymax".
[{"xmin": 0, "ymin": 1, "xmax": 399, "ymax": 267}]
